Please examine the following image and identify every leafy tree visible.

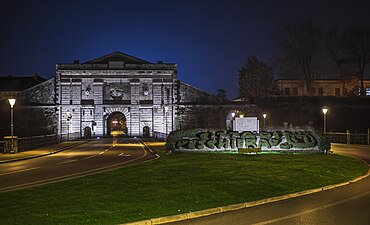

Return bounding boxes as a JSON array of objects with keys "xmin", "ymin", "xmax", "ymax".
[
  {"xmin": 341, "ymin": 23, "xmax": 370, "ymax": 96},
  {"xmin": 275, "ymin": 17, "xmax": 322, "ymax": 95},
  {"xmin": 239, "ymin": 56, "xmax": 274, "ymax": 98},
  {"xmin": 216, "ymin": 89, "xmax": 227, "ymax": 100}
]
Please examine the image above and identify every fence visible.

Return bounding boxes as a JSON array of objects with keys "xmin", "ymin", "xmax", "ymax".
[
  {"xmin": 0, "ymin": 141, "xmax": 4, "ymax": 153},
  {"xmin": 0, "ymin": 132, "xmax": 81, "ymax": 153},
  {"xmin": 325, "ymin": 129, "xmax": 370, "ymax": 145},
  {"xmin": 153, "ymin": 131, "xmax": 168, "ymax": 141}
]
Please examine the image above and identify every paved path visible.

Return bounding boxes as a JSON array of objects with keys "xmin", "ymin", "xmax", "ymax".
[
  {"xmin": 0, "ymin": 137, "xmax": 156, "ymax": 192},
  {"xmin": 166, "ymin": 144, "xmax": 370, "ymax": 225}
]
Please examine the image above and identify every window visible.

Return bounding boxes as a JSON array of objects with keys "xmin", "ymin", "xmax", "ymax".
[
  {"xmin": 143, "ymin": 85, "xmax": 149, "ymax": 96},
  {"xmin": 284, "ymin": 88, "xmax": 290, "ymax": 95},
  {"xmin": 318, "ymin": 87, "xmax": 324, "ymax": 96},
  {"xmin": 167, "ymin": 88, "xmax": 171, "ymax": 103},
  {"xmin": 293, "ymin": 87, "xmax": 298, "ymax": 96},
  {"xmin": 335, "ymin": 88, "xmax": 340, "ymax": 96},
  {"xmin": 311, "ymin": 88, "xmax": 315, "ymax": 95},
  {"xmin": 366, "ymin": 88, "xmax": 370, "ymax": 96}
]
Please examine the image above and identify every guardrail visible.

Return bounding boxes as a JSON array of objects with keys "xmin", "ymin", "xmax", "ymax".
[
  {"xmin": 325, "ymin": 130, "xmax": 370, "ymax": 145},
  {"xmin": 1, "ymin": 132, "xmax": 81, "ymax": 153}
]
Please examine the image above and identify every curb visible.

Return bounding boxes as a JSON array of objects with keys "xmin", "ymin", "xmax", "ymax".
[
  {"xmin": 120, "ymin": 167, "xmax": 370, "ymax": 225},
  {"xmin": 0, "ymin": 140, "xmax": 92, "ymax": 164}
]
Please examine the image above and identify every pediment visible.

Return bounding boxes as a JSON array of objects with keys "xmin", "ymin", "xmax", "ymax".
[{"xmin": 84, "ymin": 51, "xmax": 151, "ymax": 64}]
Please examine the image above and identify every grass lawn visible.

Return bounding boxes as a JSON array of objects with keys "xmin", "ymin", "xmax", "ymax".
[{"xmin": 0, "ymin": 152, "xmax": 368, "ymax": 225}]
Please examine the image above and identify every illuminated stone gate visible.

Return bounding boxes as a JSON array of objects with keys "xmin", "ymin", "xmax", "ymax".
[{"xmin": 57, "ymin": 51, "xmax": 176, "ymax": 137}]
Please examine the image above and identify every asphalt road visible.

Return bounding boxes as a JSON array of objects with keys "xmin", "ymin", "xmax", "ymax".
[
  {"xmin": 167, "ymin": 143, "xmax": 370, "ymax": 225},
  {"xmin": 0, "ymin": 137, "xmax": 156, "ymax": 192}
]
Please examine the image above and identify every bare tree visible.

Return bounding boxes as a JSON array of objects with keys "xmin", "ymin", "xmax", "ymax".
[
  {"xmin": 275, "ymin": 17, "xmax": 322, "ymax": 95},
  {"xmin": 326, "ymin": 28, "xmax": 352, "ymax": 95},
  {"xmin": 341, "ymin": 23, "xmax": 370, "ymax": 96},
  {"xmin": 216, "ymin": 89, "xmax": 227, "ymax": 100},
  {"xmin": 239, "ymin": 55, "xmax": 274, "ymax": 98}
]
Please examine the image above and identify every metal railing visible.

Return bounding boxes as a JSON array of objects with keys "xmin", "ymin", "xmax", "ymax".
[
  {"xmin": 1, "ymin": 132, "xmax": 81, "ymax": 153},
  {"xmin": 153, "ymin": 131, "xmax": 168, "ymax": 141},
  {"xmin": 325, "ymin": 130, "xmax": 370, "ymax": 145},
  {"xmin": 0, "ymin": 141, "xmax": 4, "ymax": 153}
]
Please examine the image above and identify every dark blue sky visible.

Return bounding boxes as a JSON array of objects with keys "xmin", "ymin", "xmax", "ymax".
[{"xmin": 1, "ymin": 0, "xmax": 370, "ymax": 98}]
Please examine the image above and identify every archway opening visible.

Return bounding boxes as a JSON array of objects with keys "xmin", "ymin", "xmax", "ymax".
[
  {"xmin": 143, "ymin": 126, "xmax": 150, "ymax": 138},
  {"xmin": 83, "ymin": 126, "xmax": 92, "ymax": 138},
  {"xmin": 107, "ymin": 112, "xmax": 127, "ymax": 137}
]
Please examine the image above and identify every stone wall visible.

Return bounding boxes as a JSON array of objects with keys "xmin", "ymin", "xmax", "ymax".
[
  {"xmin": 21, "ymin": 78, "xmax": 56, "ymax": 105},
  {"xmin": 176, "ymin": 103, "xmax": 260, "ymax": 130},
  {"xmin": 0, "ymin": 105, "xmax": 57, "ymax": 138},
  {"xmin": 178, "ymin": 81, "xmax": 222, "ymax": 104}
]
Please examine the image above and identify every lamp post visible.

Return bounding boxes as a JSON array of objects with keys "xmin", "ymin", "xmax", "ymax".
[
  {"xmin": 230, "ymin": 112, "xmax": 235, "ymax": 130},
  {"xmin": 164, "ymin": 106, "xmax": 169, "ymax": 134},
  {"xmin": 262, "ymin": 113, "xmax": 267, "ymax": 130},
  {"xmin": 66, "ymin": 111, "xmax": 72, "ymax": 141},
  {"xmin": 8, "ymin": 98, "xmax": 16, "ymax": 152},
  {"xmin": 322, "ymin": 107, "xmax": 328, "ymax": 133}
]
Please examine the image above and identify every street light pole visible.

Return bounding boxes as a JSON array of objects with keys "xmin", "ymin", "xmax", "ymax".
[
  {"xmin": 231, "ymin": 112, "xmax": 235, "ymax": 130},
  {"xmin": 66, "ymin": 111, "xmax": 72, "ymax": 141},
  {"xmin": 262, "ymin": 113, "xmax": 267, "ymax": 130},
  {"xmin": 164, "ymin": 106, "xmax": 169, "ymax": 134},
  {"xmin": 8, "ymin": 99, "xmax": 16, "ymax": 152},
  {"xmin": 322, "ymin": 107, "xmax": 328, "ymax": 133}
]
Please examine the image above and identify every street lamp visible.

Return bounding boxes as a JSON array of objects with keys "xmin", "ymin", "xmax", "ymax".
[
  {"xmin": 262, "ymin": 113, "xmax": 267, "ymax": 130},
  {"xmin": 66, "ymin": 111, "xmax": 72, "ymax": 141},
  {"xmin": 8, "ymin": 98, "xmax": 16, "ymax": 153},
  {"xmin": 322, "ymin": 107, "xmax": 328, "ymax": 133},
  {"xmin": 164, "ymin": 106, "xmax": 169, "ymax": 134}
]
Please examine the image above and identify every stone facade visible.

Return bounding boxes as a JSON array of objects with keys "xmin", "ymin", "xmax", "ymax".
[
  {"xmin": 275, "ymin": 77, "xmax": 370, "ymax": 96},
  {"xmin": 1, "ymin": 51, "xmax": 260, "ymax": 138},
  {"xmin": 56, "ymin": 51, "xmax": 177, "ymax": 137}
]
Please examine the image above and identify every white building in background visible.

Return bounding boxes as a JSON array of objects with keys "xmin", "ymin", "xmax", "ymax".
[
  {"xmin": 275, "ymin": 77, "xmax": 370, "ymax": 96},
  {"xmin": 56, "ymin": 51, "xmax": 177, "ymax": 138}
]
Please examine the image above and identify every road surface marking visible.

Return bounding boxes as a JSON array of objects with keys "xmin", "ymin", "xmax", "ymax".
[
  {"xmin": 0, "ymin": 139, "xmax": 153, "ymax": 192},
  {"xmin": 84, "ymin": 155, "xmax": 95, "ymax": 159},
  {"xmin": 253, "ymin": 189, "xmax": 370, "ymax": 225},
  {"xmin": 57, "ymin": 159, "xmax": 78, "ymax": 165},
  {"xmin": 0, "ymin": 167, "xmax": 40, "ymax": 176},
  {"xmin": 118, "ymin": 153, "xmax": 131, "ymax": 157}
]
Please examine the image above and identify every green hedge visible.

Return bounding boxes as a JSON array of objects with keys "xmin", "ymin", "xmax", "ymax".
[{"xmin": 166, "ymin": 129, "xmax": 330, "ymax": 154}]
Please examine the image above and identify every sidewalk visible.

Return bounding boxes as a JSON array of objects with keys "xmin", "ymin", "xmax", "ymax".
[{"xmin": 0, "ymin": 140, "xmax": 90, "ymax": 164}]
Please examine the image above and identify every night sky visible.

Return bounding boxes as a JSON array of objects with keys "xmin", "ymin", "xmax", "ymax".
[{"xmin": 1, "ymin": 0, "xmax": 370, "ymax": 99}]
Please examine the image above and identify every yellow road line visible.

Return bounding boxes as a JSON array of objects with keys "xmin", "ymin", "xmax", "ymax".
[{"xmin": 0, "ymin": 167, "xmax": 40, "ymax": 176}]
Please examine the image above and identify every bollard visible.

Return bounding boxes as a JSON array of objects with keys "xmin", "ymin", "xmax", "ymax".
[{"xmin": 346, "ymin": 130, "xmax": 350, "ymax": 144}]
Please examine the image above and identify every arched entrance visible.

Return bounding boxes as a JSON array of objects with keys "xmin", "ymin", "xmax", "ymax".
[
  {"xmin": 143, "ymin": 126, "xmax": 150, "ymax": 138},
  {"xmin": 107, "ymin": 112, "xmax": 127, "ymax": 137},
  {"xmin": 83, "ymin": 126, "xmax": 92, "ymax": 138}
]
